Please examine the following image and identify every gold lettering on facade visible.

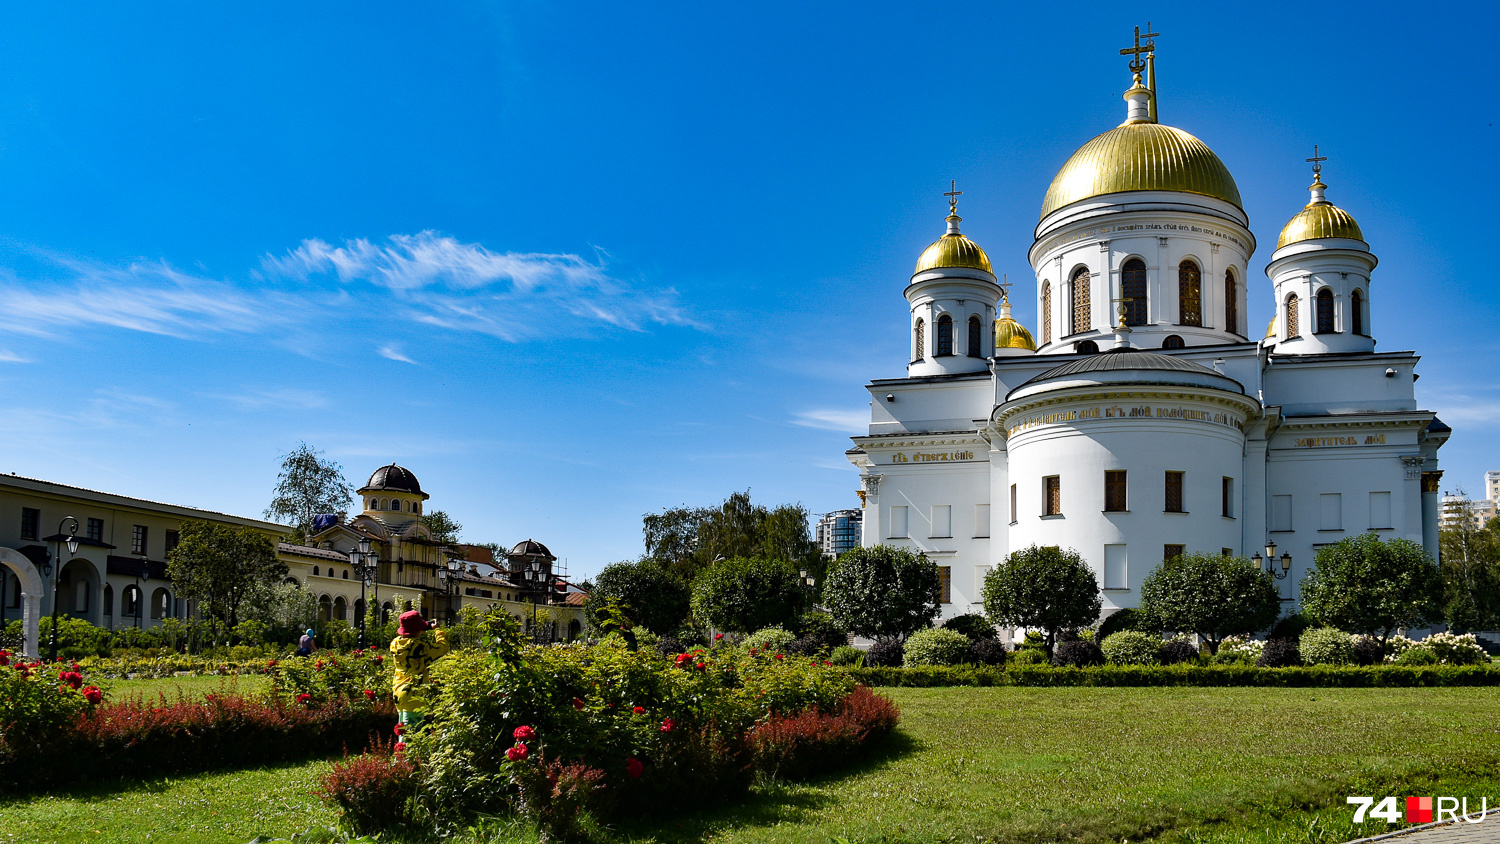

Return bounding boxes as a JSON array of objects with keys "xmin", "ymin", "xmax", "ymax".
[
  {"xmin": 1005, "ymin": 404, "xmax": 1247, "ymax": 437},
  {"xmin": 889, "ymin": 450, "xmax": 977, "ymax": 464}
]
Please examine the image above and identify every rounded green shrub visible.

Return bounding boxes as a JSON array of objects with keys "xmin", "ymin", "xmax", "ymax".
[
  {"xmin": 1299, "ymin": 627, "xmax": 1355, "ymax": 665},
  {"xmin": 1009, "ymin": 648, "xmax": 1048, "ymax": 666},
  {"xmin": 742, "ymin": 626, "xmax": 797, "ymax": 655},
  {"xmin": 1257, "ymin": 638, "xmax": 1302, "ymax": 667},
  {"xmin": 942, "ymin": 613, "xmax": 996, "ymax": 640},
  {"xmin": 903, "ymin": 628, "xmax": 972, "ymax": 667},
  {"xmin": 1100, "ymin": 631, "xmax": 1161, "ymax": 665},
  {"xmin": 1051, "ymin": 639, "xmax": 1104, "ymax": 667},
  {"xmin": 1351, "ymin": 636, "xmax": 1384, "ymax": 666},
  {"xmin": 1423, "ymin": 632, "xmax": 1489, "ymax": 665},
  {"xmin": 1395, "ymin": 646, "xmax": 1439, "ymax": 666},
  {"xmin": 1158, "ymin": 638, "xmax": 1200, "ymax": 665},
  {"xmin": 829, "ymin": 645, "xmax": 863, "ymax": 667},
  {"xmin": 968, "ymin": 638, "xmax": 1007, "ymax": 666},
  {"xmin": 865, "ymin": 638, "xmax": 904, "ymax": 667}
]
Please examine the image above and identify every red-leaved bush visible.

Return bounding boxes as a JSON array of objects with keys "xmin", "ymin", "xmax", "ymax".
[
  {"xmin": 317, "ymin": 737, "xmax": 422, "ymax": 835},
  {"xmin": 0, "ymin": 692, "xmax": 396, "ymax": 793},
  {"xmin": 510, "ymin": 754, "xmax": 607, "ymax": 843},
  {"xmin": 749, "ymin": 685, "xmax": 899, "ymax": 780}
]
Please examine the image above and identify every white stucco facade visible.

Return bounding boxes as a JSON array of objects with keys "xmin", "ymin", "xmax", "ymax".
[{"xmin": 848, "ymin": 63, "xmax": 1449, "ymax": 624}]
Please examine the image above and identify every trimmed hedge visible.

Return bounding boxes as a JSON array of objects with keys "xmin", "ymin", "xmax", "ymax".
[{"xmin": 846, "ymin": 663, "xmax": 1500, "ymax": 688}]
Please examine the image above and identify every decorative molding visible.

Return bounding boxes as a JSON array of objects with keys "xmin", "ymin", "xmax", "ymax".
[
  {"xmin": 1421, "ymin": 470, "xmax": 1443, "ymax": 493},
  {"xmin": 1401, "ymin": 455, "xmax": 1426, "ymax": 480}
]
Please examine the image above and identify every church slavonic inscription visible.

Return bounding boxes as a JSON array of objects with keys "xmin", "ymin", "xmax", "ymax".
[
  {"xmin": 1006, "ymin": 404, "xmax": 1245, "ymax": 437},
  {"xmin": 890, "ymin": 450, "xmax": 977, "ymax": 464}
]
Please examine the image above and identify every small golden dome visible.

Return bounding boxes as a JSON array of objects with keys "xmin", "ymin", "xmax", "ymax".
[
  {"xmin": 1276, "ymin": 186, "xmax": 1364, "ymax": 249},
  {"xmin": 994, "ymin": 297, "xmax": 1036, "ymax": 352},
  {"xmin": 1040, "ymin": 122, "xmax": 1242, "ymax": 220},
  {"xmin": 915, "ymin": 214, "xmax": 993, "ymax": 274},
  {"xmin": 1265, "ymin": 315, "xmax": 1276, "ymax": 339}
]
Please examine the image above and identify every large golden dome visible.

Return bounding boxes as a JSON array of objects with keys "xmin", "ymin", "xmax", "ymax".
[
  {"xmin": 1277, "ymin": 182, "xmax": 1364, "ymax": 248},
  {"xmin": 915, "ymin": 213, "xmax": 993, "ymax": 274},
  {"xmin": 1040, "ymin": 122, "xmax": 1243, "ymax": 220}
]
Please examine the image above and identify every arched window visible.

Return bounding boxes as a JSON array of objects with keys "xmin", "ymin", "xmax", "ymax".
[
  {"xmin": 319, "ymin": 596, "xmax": 332, "ymax": 622},
  {"xmin": 369, "ymin": 499, "xmax": 378, "ymax": 510},
  {"xmin": 334, "ymin": 596, "xmax": 347, "ymax": 621},
  {"xmin": 342, "ymin": 569, "xmax": 349, "ymax": 579},
  {"xmin": 1070, "ymin": 267, "xmax": 1091, "ymax": 335},
  {"xmin": 936, "ymin": 314, "xmax": 953, "ymax": 356},
  {"xmin": 1352, "ymin": 289, "xmax": 1365, "ymax": 335},
  {"xmin": 123, "ymin": 585, "xmax": 141, "ymax": 619},
  {"xmin": 1163, "ymin": 335, "xmax": 1185, "ymax": 349},
  {"xmin": 1122, "ymin": 259, "xmax": 1147, "ymax": 326},
  {"xmin": 312, "ymin": 566, "xmax": 320, "ymax": 577},
  {"xmin": 380, "ymin": 499, "xmax": 389, "ymax": 511},
  {"xmin": 1285, "ymin": 293, "xmax": 1300, "ymax": 338},
  {"xmin": 1224, "ymin": 269, "xmax": 1238, "ymax": 334},
  {"xmin": 1076, "ymin": 340, "xmax": 1099, "ymax": 354},
  {"xmin": 415, "ymin": 502, "xmax": 421, "ymax": 514},
  {"xmin": 1178, "ymin": 260, "xmax": 1202, "ymax": 326},
  {"xmin": 1316, "ymin": 288, "xmax": 1335, "ymax": 333},
  {"xmin": 967, "ymin": 315, "xmax": 982, "ymax": 357},
  {"xmin": 104, "ymin": 584, "xmax": 113, "ymax": 617},
  {"xmin": 913, "ymin": 318, "xmax": 925, "ymax": 361},
  {"xmin": 151, "ymin": 587, "xmax": 171, "ymax": 620},
  {"xmin": 1041, "ymin": 283, "xmax": 1052, "ymax": 344}
]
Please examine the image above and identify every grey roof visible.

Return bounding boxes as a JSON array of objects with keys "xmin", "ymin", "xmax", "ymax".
[
  {"xmin": 278, "ymin": 542, "xmax": 351, "ymax": 563},
  {"xmin": 1014, "ymin": 348, "xmax": 1244, "ymax": 394},
  {"xmin": 509, "ymin": 538, "xmax": 555, "ymax": 559}
]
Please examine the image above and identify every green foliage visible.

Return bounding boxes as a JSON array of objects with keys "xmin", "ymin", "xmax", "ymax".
[
  {"xmin": 167, "ymin": 519, "xmax": 285, "ymax": 636},
  {"xmin": 942, "ymin": 613, "xmax": 996, "ymax": 640},
  {"xmin": 641, "ymin": 491, "xmax": 823, "ymax": 584},
  {"xmin": 1096, "ymin": 607, "xmax": 1157, "ymax": 640},
  {"xmin": 847, "ymin": 663, "xmax": 1500, "ymax": 687},
  {"xmin": 36, "ymin": 616, "xmax": 112, "ymax": 657},
  {"xmin": 1421, "ymin": 632, "xmax": 1490, "ymax": 665},
  {"xmin": 902, "ymin": 628, "xmax": 971, "ymax": 667},
  {"xmin": 1100, "ymin": 631, "xmax": 1161, "ymax": 665},
  {"xmin": 264, "ymin": 442, "xmax": 354, "ymax": 540},
  {"xmin": 1299, "ymin": 533, "xmax": 1444, "ymax": 645},
  {"xmin": 1299, "ymin": 627, "xmax": 1355, "ymax": 666},
  {"xmin": 1009, "ymin": 648, "xmax": 1048, "ymax": 666},
  {"xmin": 1439, "ymin": 495, "xmax": 1500, "ymax": 630},
  {"xmin": 690, "ymin": 556, "xmax": 803, "ymax": 634},
  {"xmin": 1138, "ymin": 553, "xmax": 1281, "ymax": 654},
  {"xmin": 584, "ymin": 559, "xmax": 690, "ymax": 636},
  {"xmin": 1395, "ymin": 647, "xmax": 1439, "ymax": 666},
  {"xmin": 982, "ymin": 545, "xmax": 1101, "ymax": 655},
  {"xmin": 789, "ymin": 611, "xmax": 848, "ymax": 651},
  {"xmin": 742, "ymin": 626, "xmax": 797, "ymax": 655},
  {"xmin": 829, "ymin": 645, "xmax": 864, "ymax": 667},
  {"xmin": 0, "ymin": 655, "xmax": 97, "ymax": 753},
  {"xmin": 419, "ymin": 510, "xmax": 463, "ymax": 543},
  {"xmin": 823, "ymin": 545, "xmax": 940, "ymax": 641}
]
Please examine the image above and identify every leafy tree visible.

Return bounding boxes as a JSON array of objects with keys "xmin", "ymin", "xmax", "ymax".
[
  {"xmin": 583, "ymin": 559, "xmax": 691, "ymax": 635},
  {"xmin": 822, "ymin": 545, "xmax": 940, "ymax": 641},
  {"xmin": 641, "ymin": 491, "xmax": 822, "ymax": 584},
  {"xmin": 982, "ymin": 545, "xmax": 1101, "ymax": 657},
  {"xmin": 1299, "ymin": 533, "xmax": 1444, "ymax": 646},
  {"xmin": 1137, "ymin": 552, "xmax": 1281, "ymax": 654},
  {"xmin": 265, "ymin": 442, "xmax": 354, "ymax": 540},
  {"xmin": 166, "ymin": 520, "xmax": 285, "ymax": 645},
  {"xmin": 689, "ymin": 556, "xmax": 803, "ymax": 633},
  {"xmin": 1439, "ymin": 493, "xmax": 1500, "ymax": 631},
  {"xmin": 642, "ymin": 503, "xmax": 713, "ymax": 582},
  {"xmin": 420, "ymin": 510, "xmax": 463, "ymax": 544}
]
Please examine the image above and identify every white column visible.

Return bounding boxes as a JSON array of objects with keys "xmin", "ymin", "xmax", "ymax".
[{"xmin": 20, "ymin": 590, "xmax": 40, "ymax": 659}]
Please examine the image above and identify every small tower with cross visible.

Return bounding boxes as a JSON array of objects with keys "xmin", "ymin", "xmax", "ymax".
[{"xmin": 906, "ymin": 181, "xmax": 1006, "ymax": 376}]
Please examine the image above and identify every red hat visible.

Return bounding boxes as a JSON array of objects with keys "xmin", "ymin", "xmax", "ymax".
[{"xmin": 396, "ymin": 610, "xmax": 431, "ymax": 637}]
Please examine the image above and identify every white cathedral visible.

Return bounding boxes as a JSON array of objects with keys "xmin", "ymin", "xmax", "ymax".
[{"xmin": 846, "ymin": 38, "xmax": 1449, "ymax": 623}]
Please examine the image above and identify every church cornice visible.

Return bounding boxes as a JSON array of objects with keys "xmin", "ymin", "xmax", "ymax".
[{"xmin": 994, "ymin": 386, "xmax": 1262, "ymax": 434}]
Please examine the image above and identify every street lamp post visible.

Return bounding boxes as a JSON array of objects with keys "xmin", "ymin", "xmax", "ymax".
[
  {"xmin": 799, "ymin": 567, "xmax": 818, "ymax": 607},
  {"xmin": 520, "ymin": 559, "xmax": 547, "ymax": 643},
  {"xmin": 44, "ymin": 517, "xmax": 80, "ymax": 662},
  {"xmin": 438, "ymin": 554, "xmax": 463, "ymax": 625},
  {"xmin": 354, "ymin": 537, "xmax": 373, "ymax": 648},
  {"xmin": 1251, "ymin": 540, "xmax": 1292, "ymax": 580}
]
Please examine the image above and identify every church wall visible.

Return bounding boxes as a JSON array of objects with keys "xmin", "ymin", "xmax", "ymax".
[
  {"xmin": 866, "ymin": 460, "xmax": 990, "ymax": 620},
  {"xmin": 866, "ymin": 377, "xmax": 994, "ymax": 436},
  {"xmin": 1263, "ymin": 356, "xmax": 1419, "ymax": 416}
]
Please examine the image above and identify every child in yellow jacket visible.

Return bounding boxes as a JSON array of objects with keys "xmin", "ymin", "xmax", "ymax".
[{"xmin": 390, "ymin": 609, "xmax": 450, "ymax": 728}]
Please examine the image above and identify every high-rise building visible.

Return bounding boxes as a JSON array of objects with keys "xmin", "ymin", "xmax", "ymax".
[
  {"xmin": 1486, "ymin": 471, "xmax": 1500, "ymax": 504},
  {"xmin": 815, "ymin": 509, "xmax": 863, "ymax": 559}
]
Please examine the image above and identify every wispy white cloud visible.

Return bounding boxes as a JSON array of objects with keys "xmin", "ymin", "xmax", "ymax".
[
  {"xmin": 379, "ymin": 344, "xmax": 417, "ymax": 365},
  {"xmin": 0, "ymin": 349, "xmax": 28, "ymax": 363},
  {"xmin": 791, "ymin": 408, "xmax": 868, "ymax": 433},
  {"xmin": 261, "ymin": 231, "xmax": 699, "ymax": 340},
  {"xmin": 199, "ymin": 389, "xmax": 331, "ymax": 411}
]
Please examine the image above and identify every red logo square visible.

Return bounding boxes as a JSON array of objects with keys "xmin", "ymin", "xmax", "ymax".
[{"xmin": 1406, "ymin": 796, "xmax": 1433, "ymax": 823}]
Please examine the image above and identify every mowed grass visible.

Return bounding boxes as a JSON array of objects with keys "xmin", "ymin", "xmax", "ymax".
[
  {"xmin": 105, "ymin": 673, "xmax": 269, "ymax": 702},
  {"xmin": 2, "ymin": 686, "xmax": 1498, "ymax": 844}
]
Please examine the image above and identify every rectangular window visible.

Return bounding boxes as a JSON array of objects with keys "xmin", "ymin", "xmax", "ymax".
[
  {"xmin": 1009, "ymin": 484, "xmax": 1018, "ymax": 524},
  {"xmin": 889, "ymin": 505, "xmax": 908, "ymax": 539},
  {"xmin": 1222, "ymin": 547, "xmax": 1234, "ymax": 557},
  {"xmin": 1271, "ymin": 494, "xmax": 1293, "ymax": 531},
  {"xmin": 1104, "ymin": 544, "xmax": 1128, "ymax": 589},
  {"xmin": 86, "ymin": 518, "xmax": 103, "ymax": 542},
  {"xmin": 1222, "ymin": 477, "xmax": 1234, "ymax": 517},
  {"xmin": 165, "ymin": 530, "xmax": 180, "ymax": 556},
  {"xmin": 938, "ymin": 566, "xmax": 952, "ymax": 604},
  {"xmin": 1320, "ymin": 493, "xmax": 1343, "ymax": 530},
  {"xmin": 1104, "ymin": 470, "xmax": 1128, "ymax": 512},
  {"xmin": 1369, "ymin": 491, "xmax": 1392, "ymax": 529},
  {"xmin": 1163, "ymin": 544, "xmax": 1185, "ymax": 561},
  {"xmin": 974, "ymin": 504, "xmax": 990, "ymax": 538},
  {"xmin": 930, "ymin": 505, "xmax": 952, "ymax": 539},
  {"xmin": 1043, "ymin": 476, "xmax": 1061, "ymax": 516},
  {"xmin": 19, "ymin": 508, "xmax": 38, "ymax": 541},
  {"xmin": 131, "ymin": 525, "xmax": 148, "ymax": 556},
  {"xmin": 1165, "ymin": 471, "xmax": 1185, "ymax": 513}
]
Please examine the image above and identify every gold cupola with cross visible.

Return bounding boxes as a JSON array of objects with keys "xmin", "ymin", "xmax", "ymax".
[
  {"xmin": 906, "ymin": 183, "xmax": 1002, "ymax": 377},
  {"xmin": 1277, "ymin": 146, "xmax": 1365, "ymax": 248},
  {"xmin": 915, "ymin": 182, "xmax": 994, "ymax": 274},
  {"xmin": 993, "ymin": 279, "xmax": 1037, "ymax": 355}
]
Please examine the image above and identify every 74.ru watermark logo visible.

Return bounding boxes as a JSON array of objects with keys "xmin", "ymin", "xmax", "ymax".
[{"xmin": 1348, "ymin": 797, "xmax": 1490, "ymax": 824}]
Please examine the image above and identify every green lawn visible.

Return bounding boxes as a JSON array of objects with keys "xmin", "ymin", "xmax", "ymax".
[
  {"xmin": 105, "ymin": 673, "xmax": 269, "ymax": 702},
  {"xmin": 2, "ymin": 686, "xmax": 1497, "ymax": 844}
]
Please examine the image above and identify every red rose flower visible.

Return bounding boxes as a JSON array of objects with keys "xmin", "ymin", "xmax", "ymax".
[
  {"xmin": 774, "ymin": 654, "xmax": 784, "ymax": 661},
  {"xmin": 626, "ymin": 757, "xmax": 643, "ymax": 779},
  {"xmin": 695, "ymin": 662, "xmax": 705, "ymax": 671},
  {"xmin": 632, "ymin": 706, "xmax": 645, "ymax": 714},
  {"xmin": 296, "ymin": 693, "xmax": 312, "ymax": 705},
  {"xmin": 660, "ymin": 718, "xmax": 674, "ymax": 733},
  {"xmin": 714, "ymin": 633, "xmax": 724, "ymax": 640},
  {"xmin": 373, "ymin": 655, "xmax": 383, "ymax": 664},
  {"xmin": 314, "ymin": 660, "xmax": 324, "ymax": 670},
  {"xmin": 81, "ymin": 686, "xmax": 103, "ymax": 705},
  {"xmin": 394, "ymin": 741, "xmax": 407, "ymax": 754},
  {"xmin": 394, "ymin": 724, "xmax": 404, "ymax": 735},
  {"xmin": 572, "ymin": 697, "xmax": 585, "ymax": 711},
  {"xmin": 267, "ymin": 659, "xmax": 278, "ymax": 668},
  {"xmin": 506, "ymin": 743, "xmax": 529, "ymax": 761},
  {"xmin": 70, "ymin": 663, "xmax": 81, "ymax": 672},
  {"xmin": 674, "ymin": 653, "xmax": 690, "ymax": 666},
  {"xmin": 513, "ymin": 725, "xmax": 535, "ymax": 741},
  {"xmin": 363, "ymin": 689, "xmax": 375, "ymax": 700},
  {"xmin": 0, "ymin": 654, "xmax": 8, "ymax": 667}
]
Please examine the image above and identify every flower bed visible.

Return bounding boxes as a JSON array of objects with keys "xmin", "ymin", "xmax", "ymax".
[{"xmin": 847, "ymin": 663, "xmax": 1500, "ymax": 687}]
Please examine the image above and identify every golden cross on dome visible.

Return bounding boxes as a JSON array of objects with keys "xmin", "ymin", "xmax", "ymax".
[
  {"xmin": 999, "ymin": 273, "xmax": 1012, "ymax": 304},
  {"xmin": 944, "ymin": 180, "xmax": 962, "ymax": 215},
  {"xmin": 1120, "ymin": 23, "xmax": 1159, "ymax": 75},
  {"xmin": 1306, "ymin": 144, "xmax": 1328, "ymax": 179}
]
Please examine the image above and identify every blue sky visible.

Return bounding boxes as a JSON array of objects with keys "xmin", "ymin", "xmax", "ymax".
[{"xmin": 0, "ymin": 2, "xmax": 1494, "ymax": 578}]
